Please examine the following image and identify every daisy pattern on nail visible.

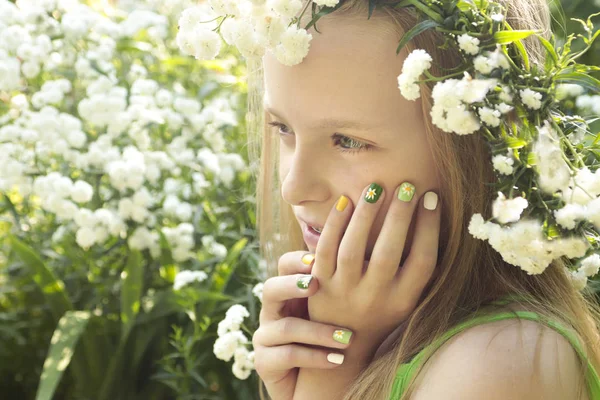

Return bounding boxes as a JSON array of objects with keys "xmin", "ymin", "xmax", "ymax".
[
  {"xmin": 401, "ymin": 183, "xmax": 415, "ymax": 197},
  {"xmin": 333, "ymin": 330, "xmax": 344, "ymax": 340},
  {"xmin": 366, "ymin": 188, "xmax": 377, "ymax": 200}
]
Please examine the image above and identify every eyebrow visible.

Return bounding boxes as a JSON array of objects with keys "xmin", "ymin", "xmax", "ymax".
[{"xmin": 265, "ymin": 107, "xmax": 377, "ymax": 131}]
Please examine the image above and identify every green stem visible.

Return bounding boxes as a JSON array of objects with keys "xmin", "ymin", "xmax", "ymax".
[
  {"xmin": 421, "ymin": 68, "xmax": 468, "ymax": 82},
  {"xmin": 296, "ymin": 0, "xmax": 313, "ymax": 28}
]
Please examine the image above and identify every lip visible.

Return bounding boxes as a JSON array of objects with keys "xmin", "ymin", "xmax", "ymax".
[{"xmin": 301, "ymin": 220, "xmax": 321, "ymax": 248}]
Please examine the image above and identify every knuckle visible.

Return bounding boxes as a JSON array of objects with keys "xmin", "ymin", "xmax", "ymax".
[
  {"xmin": 278, "ymin": 317, "xmax": 294, "ymax": 338},
  {"xmin": 338, "ymin": 249, "xmax": 359, "ymax": 266},
  {"xmin": 277, "ymin": 254, "xmax": 287, "ymax": 275},
  {"xmin": 280, "ymin": 345, "xmax": 295, "ymax": 365},
  {"xmin": 414, "ymin": 252, "xmax": 437, "ymax": 267},
  {"xmin": 261, "ymin": 277, "xmax": 276, "ymax": 301},
  {"xmin": 252, "ymin": 328, "xmax": 262, "ymax": 347}
]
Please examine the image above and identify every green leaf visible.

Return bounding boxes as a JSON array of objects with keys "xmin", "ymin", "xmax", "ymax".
[
  {"xmin": 493, "ymin": 30, "xmax": 537, "ymax": 44},
  {"xmin": 304, "ymin": 0, "xmax": 346, "ymax": 32},
  {"xmin": 396, "ymin": 20, "xmax": 440, "ymax": 55},
  {"xmin": 537, "ymin": 36, "xmax": 558, "ymax": 67},
  {"xmin": 456, "ymin": 0, "xmax": 476, "ymax": 11},
  {"xmin": 8, "ymin": 234, "xmax": 72, "ymax": 320},
  {"xmin": 120, "ymin": 250, "xmax": 143, "ymax": 342},
  {"xmin": 35, "ymin": 311, "xmax": 91, "ymax": 400},
  {"xmin": 555, "ymin": 72, "xmax": 600, "ymax": 94},
  {"xmin": 368, "ymin": 0, "xmax": 377, "ymax": 19},
  {"xmin": 506, "ymin": 136, "xmax": 528, "ymax": 149}
]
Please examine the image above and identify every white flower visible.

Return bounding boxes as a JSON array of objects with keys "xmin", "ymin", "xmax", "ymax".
[
  {"xmin": 76, "ymin": 227, "xmax": 96, "ymax": 249},
  {"xmin": 499, "ymin": 85, "xmax": 513, "ymax": 103},
  {"xmin": 213, "ymin": 331, "xmax": 248, "ymax": 362},
  {"xmin": 491, "ymin": 13, "xmax": 505, "ymax": 22},
  {"xmin": 492, "ymin": 193, "xmax": 528, "ymax": 224},
  {"xmin": 70, "ymin": 180, "xmax": 94, "ymax": 203},
  {"xmin": 208, "ymin": 0, "xmax": 240, "ymax": 15},
  {"xmin": 520, "ymin": 88, "xmax": 543, "ymax": 110},
  {"xmin": 314, "ymin": 0, "xmax": 340, "ymax": 6},
  {"xmin": 554, "ymin": 204, "xmax": 585, "ymax": 230},
  {"xmin": 397, "ymin": 74, "xmax": 421, "ymax": 101},
  {"xmin": 492, "ymin": 154, "xmax": 514, "ymax": 175},
  {"xmin": 495, "ymin": 102, "xmax": 513, "ymax": 114},
  {"xmin": 570, "ymin": 269, "xmax": 588, "ymax": 291},
  {"xmin": 479, "ymin": 107, "xmax": 501, "ymax": 127},
  {"xmin": 445, "ymin": 104, "xmax": 481, "ymax": 135},
  {"xmin": 397, "ymin": 49, "xmax": 433, "ymax": 101},
  {"xmin": 269, "ymin": 0, "xmax": 303, "ymax": 19},
  {"xmin": 579, "ymin": 254, "xmax": 600, "ymax": 278},
  {"xmin": 533, "ymin": 122, "xmax": 571, "ymax": 194},
  {"xmin": 457, "ymin": 33, "xmax": 480, "ymax": 55},
  {"xmin": 468, "ymin": 213, "xmax": 490, "ymax": 240},
  {"xmin": 474, "ymin": 55, "xmax": 494, "ymax": 75},
  {"xmin": 225, "ymin": 304, "xmax": 250, "ymax": 325},
  {"xmin": 173, "ymin": 270, "xmax": 208, "ymax": 290},
  {"xmin": 272, "ymin": 25, "xmax": 312, "ymax": 66},
  {"xmin": 556, "ymin": 84, "xmax": 584, "ymax": 101},
  {"xmin": 252, "ymin": 282, "xmax": 264, "ymax": 302}
]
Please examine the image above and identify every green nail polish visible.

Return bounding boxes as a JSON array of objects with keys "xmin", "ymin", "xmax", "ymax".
[
  {"xmin": 364, "ymin": 183, "xmax": 383, "ymax": 203},
  {"xmin": 297, "ymin": 275, "xmax": 313, "ymax": 289},
  {"xmin": 333, "ymin": 329, "xmax": 353, "ymax": 344},
  {"xmin": 397, "ymin": 182, "xmax": 416, "ymax": 202}
]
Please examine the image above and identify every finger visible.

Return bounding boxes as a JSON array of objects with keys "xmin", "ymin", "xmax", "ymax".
[
  {"xmin": 278, "ymin": 251, "xmax": 315, "ymax": 276},
  {"xmin": 254, "ymin": 344, "xmax": 346, "ymax": 375},
  {"xmin": 365, "ymin": 182, "xmax": 419, "ymax": 286},
  {"xmin": 336, "ymin": 182, "xmax": 386, "ymax": 285},
  {"xmin": 312, "ymin": 194, "xmax": 354, "ymax": 279},
  {"xmin": 253, "ymin": 316, "xmax": 353, "ymax": 349},
  {"xmin": 395, "ymin": 191, "xmax": 441, "ymax": 299},
  {"xmin": 260, "ymin": 274, "xmax": 319, "ymax": 324}
]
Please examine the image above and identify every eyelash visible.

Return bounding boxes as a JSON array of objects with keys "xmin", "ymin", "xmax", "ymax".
[{"xmin": 267, "ymin": 122, "xmax": 373, "ymax": 154}]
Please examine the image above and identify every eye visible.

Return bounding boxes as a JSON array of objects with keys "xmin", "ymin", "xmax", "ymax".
[{"xmin": 267, "ymin": 122, "xmax": 373, "ymax": 154}]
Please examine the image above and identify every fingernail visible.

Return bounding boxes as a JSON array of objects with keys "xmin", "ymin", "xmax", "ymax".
[
  {"xmin": 424, "ymin": 192, "xmax": 438, "ymax": 211},
  {"xmin": 297, "ymin": 275, "xmax": 313, "ymax": 289},
  {"xmin": 301, "ymin": 253, "xmax": 315, "ymax": 265},
  {"xmin": 336, "ymin": 195, "xmax": 349, "ymax": 212},
  {"xmin": 364, "ymin": 183, "xmax": 383, "ymax": 204},
  {"xmin": 333, "ymin": 329, "xmax": 353, "ymax": 344},
  {"xmin": 327, "ymin": 353, "xmax": 344, "ymax": 364},
  {"xmin": 397, "ymin": 182, "xmax": 416, "ymax": 202}
]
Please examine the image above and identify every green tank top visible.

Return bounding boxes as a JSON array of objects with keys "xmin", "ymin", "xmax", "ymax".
[{"xmin": 389, "ymin": 295, "xmax": 600, "ymax": 400}]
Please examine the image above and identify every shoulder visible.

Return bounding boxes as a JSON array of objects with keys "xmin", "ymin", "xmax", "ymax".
[{"xmin": 409, "ymin": 317, "xmax": 589, "ymax": 400}]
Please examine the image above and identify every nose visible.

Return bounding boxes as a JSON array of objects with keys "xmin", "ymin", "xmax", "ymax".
[{"xmin": 280, "ymin": 142, "xmax": 330, "ymax": 207}]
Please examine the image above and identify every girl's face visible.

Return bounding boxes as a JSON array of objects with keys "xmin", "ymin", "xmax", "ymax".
[{"xmin": 263, "ymin": 13, "xmax": 440, "ymax": 260}]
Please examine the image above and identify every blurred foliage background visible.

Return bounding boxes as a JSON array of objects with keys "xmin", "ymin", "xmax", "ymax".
[{"xmin": 0, "ymin": 1, "xmax": 598, "ymax": 400}]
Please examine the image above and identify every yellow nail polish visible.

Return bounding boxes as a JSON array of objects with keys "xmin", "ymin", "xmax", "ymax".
[
  {"xmin": 336, "ymin": 195, "xmax": 349, "ymax": 212},
  {"xmin": 301, "ymin": 253, "xmax": 315, "ymax": 265}
]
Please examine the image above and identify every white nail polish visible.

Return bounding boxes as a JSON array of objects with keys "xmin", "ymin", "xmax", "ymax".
[
  {"xmin": 327, "ymin": 353, "xmax": 344, "ymax": 365},
  {"xmin": 424, "ymin": 192, "xmax": 438, "ymax": 211}
]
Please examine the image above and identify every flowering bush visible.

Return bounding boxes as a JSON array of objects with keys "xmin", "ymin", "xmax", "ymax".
[{"xmin": 0, "ymin": 0, "xmax": 264, "ymax": 399}]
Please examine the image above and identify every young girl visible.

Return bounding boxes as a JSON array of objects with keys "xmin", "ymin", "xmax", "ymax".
[{"xmin": 244, "ymin": 0, "xmax": 600, "ymax": 399}]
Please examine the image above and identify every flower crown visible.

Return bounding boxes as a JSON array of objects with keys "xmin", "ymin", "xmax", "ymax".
[{"xmin": 176, "ymin": 0, "xmax": 600, "ymax": 290}]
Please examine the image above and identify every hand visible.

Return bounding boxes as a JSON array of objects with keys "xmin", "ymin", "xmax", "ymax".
[
  {"xmin": 307, "ymin": 183, "xmax": 441, "ymax": 360},
  {"xmin": 253, "ymin": 251, "xmax": 356, "ymax": 400}
]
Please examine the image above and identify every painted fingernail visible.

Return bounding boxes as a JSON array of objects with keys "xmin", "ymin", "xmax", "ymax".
[
  {"xmin": 333, "ymin": 329, "xmax": 353, "ymax": 344},
  {"xmin": 397, "ymin": 182, "xmax": 416, "ymax": 202},
  {"xmin": 297, "ymin": 275, "xmax": 313, "ymax": 289},
  {"xmin": 424, "ymin": 192, "xmax": 438, "ymax": 211},
  {"xmin": 301, "ymin": 253, "xmax": 315, "ymax": 265},
  {"xmin": 327, "ymin": 353, "xmax": 344, "ymax": 365},
  {"xmin": 364, "ymin": 183, "xmax": 383, "ymax": 204},
  {"xmin": 336, "ymin": 195, "xmax": 349, "ymax": 212}
]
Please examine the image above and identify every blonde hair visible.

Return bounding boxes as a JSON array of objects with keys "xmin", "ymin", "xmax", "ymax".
[{"xmin": 245, "ymin": 1, "xmax": 600, "ymax": 399}]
